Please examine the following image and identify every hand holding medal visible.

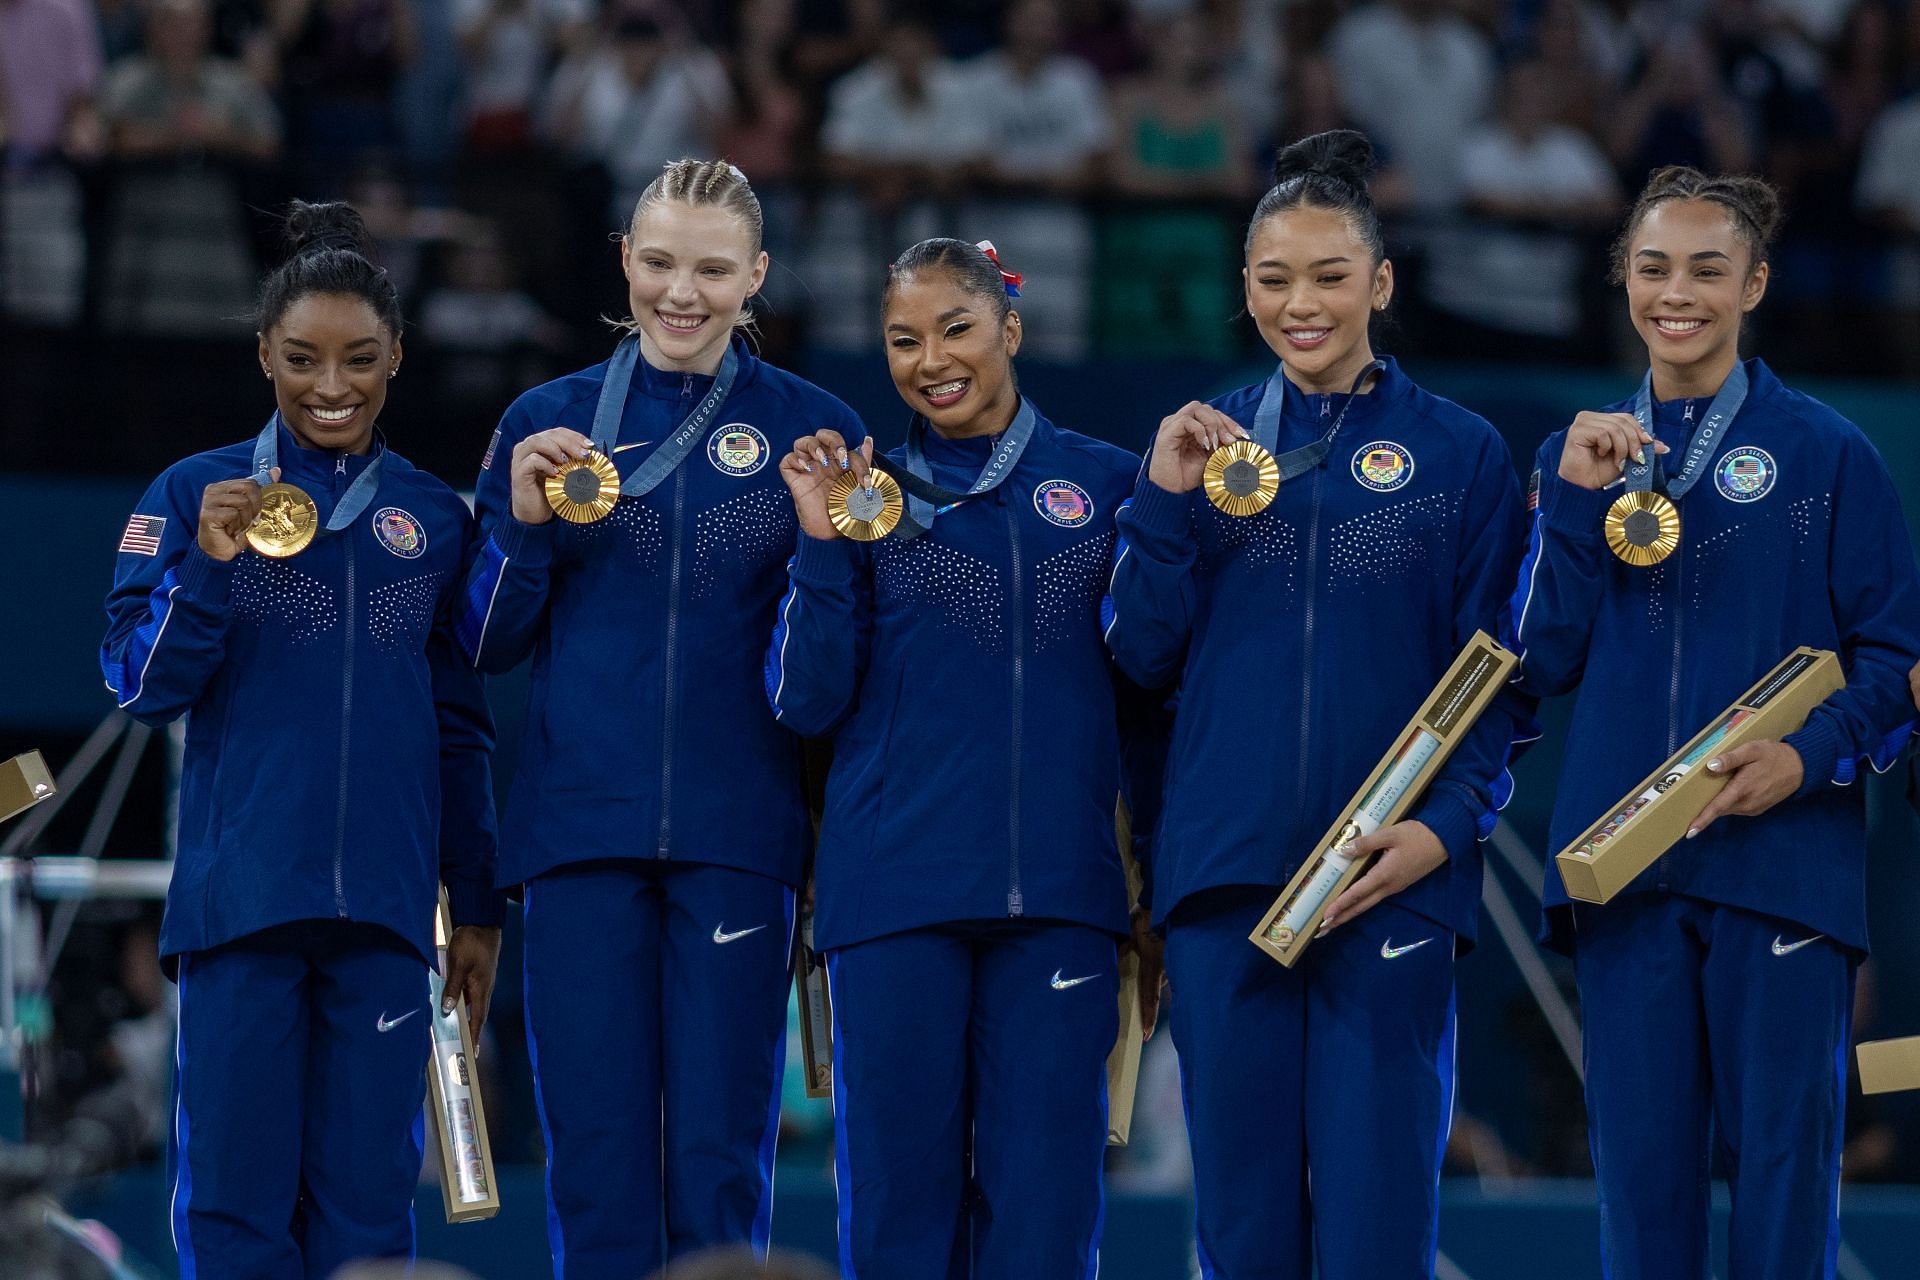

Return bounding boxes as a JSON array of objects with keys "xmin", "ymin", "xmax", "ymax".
[
  {"xmin": 780, "ymin": 428, "xmax": 900, "ymax": 542},
  {"xmin": 509, "ymin": 427, "xmax": 603, "ymax": 525},
  {"xmin": 198, "ymin": 468, "xmax": 282, "ymax": 561},
  {"xmin": 1148, "ymin": 402, "xmax": 1251, "ymax": 503}
]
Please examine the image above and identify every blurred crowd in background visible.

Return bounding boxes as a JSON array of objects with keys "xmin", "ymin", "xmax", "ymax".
[
  {"xmin": 10, "ymin": 0, "xmax": 1920, "ymax": 1213},
  {"xmin": 5, "ymin": 0, "xmax": 1920, "ymax": 386}
]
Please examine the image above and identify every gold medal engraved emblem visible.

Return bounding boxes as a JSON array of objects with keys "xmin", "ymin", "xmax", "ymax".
[
  {"xmin": 826, "ymin": 470, "xmax": 904, "ymax": 542},
  {"xmin": 1203, "ymin": 439, "xmax": 1280, "ymax": 517},
  {"xmin": 544, "ymin": 451, "xmax": 621, "ymax": 524},
  {"xmin": 1604, "ymin": 491, "xmax": 1681, "ymax": 566},
  {"xmin": 247, "ymin": 483, "xmax": 320, "ymax": 558}
]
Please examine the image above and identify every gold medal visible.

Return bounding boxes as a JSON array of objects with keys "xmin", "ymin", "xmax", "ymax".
[
  {"xmin": 1203, "ymin": 439, "xmax": 1280, "ymax": 517},
  {"xmin": 1605, "ymin": 491, "xmax": 1681, "ymax": 566},
  {"xmin": 826, "ymin": 470, "xmax": 903, "ymax": 542},
  {"xmin": 544, "ymin": 451, "xmax": 621, "ymax": 524},
  {"xmin": 246, "ymin": 482, "xmax": 319, "ymax": 558}
]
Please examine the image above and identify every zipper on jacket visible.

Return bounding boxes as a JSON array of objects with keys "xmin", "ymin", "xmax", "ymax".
[
  {"xmin": 1294, "ymin": 463, "xmax": 1326, "ymax": 822},
  {"xmin": 1006, "ymin": 498, "xmax": 1026, "ymax": 916},
  {"xmin": 1656, "ymin": 551, "xmax": 1685, "ymax": 891},
  {"xmin": 333, "ymin": 455, "xmax": 353, "ymax": 916},
  {"xmin": 657, "ymin": 376, "xmax": 693, "ymax": 858}
]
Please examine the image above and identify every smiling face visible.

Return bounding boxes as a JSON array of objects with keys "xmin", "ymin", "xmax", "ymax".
[
  {"xmin": 1624, "ymin": 198, "xmax": 1768, "ymax": 397},
  {"xmin": 883, "ymin": 269, "xmax": 1022, "ymax": 438},
  {"xmin": 621, "ymin": 200, "xmax": 768, "ymax": 375},
  {"xmin": 258, "ymin": 292, "xmax": 398, "ymax": 453},
  {"xmin": 1244, "ymin": 204, "xmax": 1391, "ymax": 395}
]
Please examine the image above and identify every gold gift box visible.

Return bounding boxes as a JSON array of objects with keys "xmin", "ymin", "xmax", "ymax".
[
  {"xmin": 796, "ymin": 914, "xmax": 834, "ymax": 1100},
  {"xmin": 1250, "ymin": 632, "xmax": 1518, "ymax": 968},
  {"xmin": 1858, "ymin": 1037, "xmax": 1920, "ymax": 1095},
  {"xmin": 1, "ymin": 752, "xmax": 55, "ymax": 825},
  {"xmin": 1555, "ymin": 648, "xmax": 1842, "ymax": 905},
  {"xmin": 426, "ymin": 889, "xmax": 501, "ymax": 1223},
  {"xmin": 1107, "ymin": 798, "xmax": 1146, "ymax": 1147}
]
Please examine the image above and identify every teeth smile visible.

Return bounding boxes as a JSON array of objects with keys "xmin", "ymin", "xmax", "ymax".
[
  {"xmin": 1288, "ymin": 329, "xmax": 1329, "ymax": 341},
  {"xmin": 309, "ymin": 406, "xmax": 357, "ymax": 422},
  {"xmin": 925, "ymin": 380, "xmax": 968, "ymax": 397},
  {"xmin": 1655, "ymin": 319, "xmax": 1705, "ymax": 332},
  {"xmin": 659, "ymin": 313, "xmax": 706, "ymax": 331}
]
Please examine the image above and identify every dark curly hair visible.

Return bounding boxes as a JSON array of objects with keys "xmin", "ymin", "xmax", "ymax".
[
  {"xmin": 1610, "ymin": 166, "xmax": 1783, "ymax": 284},
  {"xmin": 1246, "ymin": 128, "xmax": 1385, "ymax": 263},
  {"xmin": 254, "ymin": 200, "xmax": 403, "ymax": 336}
]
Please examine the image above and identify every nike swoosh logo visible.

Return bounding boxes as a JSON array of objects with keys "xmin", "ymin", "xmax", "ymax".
[
  {"xmin": 1772, "ymin": 934, "xmax": 1823, "ymax": 956},
  {"xmin": 1380, "ymin": 937, "xmax": 1435, "ymax": 960},
  {"xmin": 376, "ymin": 1009, "xmax": 419, "ymax": 1033},
  {"xmin": 713, "ymin": 923, "xmax": 768, "ymax": 944},
  {"xmin": 1050, "ymin": 969, "xmax": 1098, "ymax": 991},
  {"xmin": 612, "ymin": 441, "xmax": 652, "ymax": 454}
]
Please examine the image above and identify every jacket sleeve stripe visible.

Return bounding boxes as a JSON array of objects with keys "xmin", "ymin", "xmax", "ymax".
[
  {"xmin": 765, "ymin": 557, "xmax": 802, "ymax": 719},
  {"xmin": 104, "ymin": 568, "xmax": 183, "ymax": 709},
  {"xmin": 1100, "ymin": 499, "xmax": 1133, "ymax": 644},
  {"xmin": 1506, "ymin": 507, "xmax": 1546, "ymax": 671},
  {"xmin": 456, "ymin": 535, "xmax": 511, "ymax": 665}
]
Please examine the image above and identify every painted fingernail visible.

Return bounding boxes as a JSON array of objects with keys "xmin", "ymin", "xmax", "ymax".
[
  {"xmin": 1685, "ymin": 829, "xmax": 1698, "ymax": 839},
  {"xmin": 1634, "ymin": 449, "xmax": 1646, "ymax": 464},
  {"xmin": 1707, "ymin": 757, "xmax": 1722, "ymax": 772}
]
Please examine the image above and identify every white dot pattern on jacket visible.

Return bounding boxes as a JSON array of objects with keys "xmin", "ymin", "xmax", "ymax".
[
  {"xmin": 874, "ymin": 538, "xmax": 1005, "ymax": 650},
  {"xmin": 1034, "ymin": 530, "xmax": 1115, "ymax": 650},
  {"xmin": 1785, "ymin": 495, "xmax": 1830, "ymax": 568},
  {"xmin": 570, "ymin": 498, "xmax": 663, "ymax": 561},
  {"xmin": 369, "ymin": 571, "xmax": 447, "ymax": 651},
  {"xmin": 233, "ymin": 559, "xmax": 338, "ymax": 645},
  {"xmin": 692, "ymin": 488, "xmax": 796, "ymax": 599},
  {"xmin": 1328, "ymin": 492, "xmax": 1455, "ymax": 586}
]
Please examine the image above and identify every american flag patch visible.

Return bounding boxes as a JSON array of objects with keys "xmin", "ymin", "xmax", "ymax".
[
  {"xmin": 119, "ymin": 514, "xmax": 166, "ymax": 555},
  {"xmin": 481, "ymin": 429, "xmax": 502, "ymax": 470},
  {"xmin": 1527, "ymin": 469, "xmax": 1541, "ymax": 512}
]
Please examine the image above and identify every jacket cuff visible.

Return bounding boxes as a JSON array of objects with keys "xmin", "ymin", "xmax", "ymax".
[
  {"xmin": 445, "ymin": 877, "xmax": 507, "ymax": 930},
  {"xmin": 1782, "ymin": 716, "xmax": 1844, "ymax": 797},
  {"xmin": 1539, "ymin": 474, "xmax": 1617, "ymax": 541},
  {"xmin": 175, "ymin": 544, "xmax": 236, "ymax": 607},
  {"xmin": 791, "ymin": 531, "xmax": 857, "ymax": 583},
  {"xmin": 1411, "ymin": 787, "xmax": 1481, "ymax": 864},
  {"xmin": 1124, "ymin": 476, "xmax": 1195, "ymax": 540},
  {"xmin": 491, "ymin": 514, "xmax": 556, "ymax": 567}
]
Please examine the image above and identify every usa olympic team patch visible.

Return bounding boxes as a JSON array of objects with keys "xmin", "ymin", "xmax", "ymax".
[
  {"xmin": 1351, "ymin": 441, "xmax": 1414, "ymax": 492},
  {"xmin": 709, "ymin": 423, "xmax": 769, "ymax": 476},
  {"xmin": 1034, "ymin": 480, "xmax": 1094, "ymax": 528},
  {"xmin": 372, "ymin": 507, "xmax": 426, "ymax": 559},
  {"xmin": 1714, "ymin": 447, "xmax": 1776, "ymax": 503}
]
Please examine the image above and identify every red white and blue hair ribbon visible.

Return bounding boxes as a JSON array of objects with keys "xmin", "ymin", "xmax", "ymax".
[{"xmin": 976, "ymin": 241, "xmax": 1023, "ymax": 298}]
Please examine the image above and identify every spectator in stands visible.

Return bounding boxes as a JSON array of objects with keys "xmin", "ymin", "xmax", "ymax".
[
  {"xmin": 101, "ymin": 0, "xmax": 279, "ymax": 167},
  {"xmin": 419, "ymin": 217, "xmax": 566, "ymax": 411},
  {"xmin": 1108, "ymin": 12, "xmax": 1248, "ymax": 200},
  {"xmin": 455, "ymin": 0, "xmax": 589, "ymax": 154},
  {"xmin": 541, "ymin": 7, "xmax": 729, "ymax": 224},
  {"xmin": 819, "ymin": 15, "xmax": 983, "ymax": 210},
  {"xmin": 97, "ymin": 0, "xmax": 280, "ymax": 334},
  {"xmin": 0, "ymin": 0, "xmax": 104, "ymax": 323},
  {"xmin": 1328, "ymin": 0, "xmax": 1496, "ymax": 211},
  {"xmin": 1855, "ymin": 51, "xmax": 1920, "ymax": 368},
  {"xmin": 1425, "ymin": 57, "xmax": 1619, "ymax": 356},
  {"xmin": 1607, "ymin": 26, "xmax": 1753, "ymax": 179},
  {"xmin": 270, "ymin": 0, "xmax": 417, "ymax": 193},
  {"xmin": 717, "ymin": 0, "xmax": 806, "ymax": 185},
  {"xmin": 1531, "ymin": 0, "xmax": 1626, "ymax": 139},
  {"xmin": 966, "ymin": 0, "xmax": 1111, "ymax": 196}
]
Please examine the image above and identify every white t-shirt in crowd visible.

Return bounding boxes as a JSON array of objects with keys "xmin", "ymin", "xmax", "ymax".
[
  {"xmin": 1857, "ymin": 94, "xmax": 1920, "ymax": 230},
  {"xmin": 543, "ymin": 46, "xmax": 729, "ymax": 212},
  {"xmin": 1427, "ymin": 122, "xmax": 1616, "ymax": 337},
  {"xmin": 1329, "ymin": 2, "xmax": 1495, "ymax": 210},
  {"xmin": 455, "ymin": 0, "xmax": 591, "ymax": 117},
  {"xmin": 963, "ymin": 51, "xmax": 1112, "ymax": 174},
  {"xmin": 820, "ymin": 57, "xmax": 987, "ymax": 164}
]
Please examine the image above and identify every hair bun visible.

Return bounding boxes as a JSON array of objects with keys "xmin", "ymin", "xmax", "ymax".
[
  {"xmin": 1272, "ymin": 128, "xmax": 1376, "ymax": 193},
  {"xmin": 283, "ymin": 200, "xmax": 372, "ymax": 259}
]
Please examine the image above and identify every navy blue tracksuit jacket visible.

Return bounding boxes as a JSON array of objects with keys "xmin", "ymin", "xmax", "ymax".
[
  {"xmin": 101, "ymin": 423, "xmax": 502, "ymax": 1278},
  {"xmin": 1510, "ymin": 358, "xmax": 1920, "ymax": 1280},
  {"xmin": 766, "ymin": 405, "xmax": 1154, "ymax": 1280},
  {"xmin": 1103, "ymin": 357, "xmax": 1526, "ymax": 1280},
  {"xmin": 459, "ymin": 338, "xmax": 862, "ymax": 1277}
]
